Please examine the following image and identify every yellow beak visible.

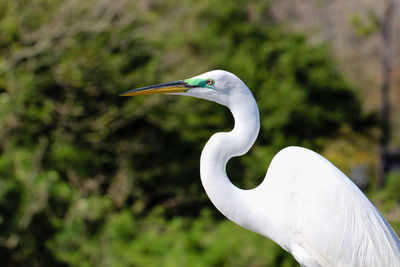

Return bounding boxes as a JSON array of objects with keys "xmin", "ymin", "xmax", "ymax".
[{"xmin": 120, "ymin": 80, "xmax": 193, "ymax": 96}]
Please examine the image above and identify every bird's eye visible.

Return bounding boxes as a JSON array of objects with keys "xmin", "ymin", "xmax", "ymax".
[{"xmin": 206, "ymin": 79, "xmax": 214, "ymax": 86}]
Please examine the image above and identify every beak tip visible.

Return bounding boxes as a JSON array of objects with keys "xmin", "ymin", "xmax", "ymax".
[{"xmin": 119, "ymin": 92, "xmax": 133, "ymax": 96}]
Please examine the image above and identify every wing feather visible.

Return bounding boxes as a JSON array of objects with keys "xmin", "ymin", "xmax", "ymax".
[{"xmin": 257, "ymin": 146, "xmax": 400, "ymax": 266}]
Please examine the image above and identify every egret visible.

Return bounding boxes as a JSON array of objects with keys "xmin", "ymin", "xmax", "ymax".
[{"xmin": 121, "ymin": 70, "xmax": 400, "ymax": 266}]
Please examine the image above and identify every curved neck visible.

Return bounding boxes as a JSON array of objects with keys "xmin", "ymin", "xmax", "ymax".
[{"xmin": 200, "ymin": 95, "xmax": 260, "ymax": 229}]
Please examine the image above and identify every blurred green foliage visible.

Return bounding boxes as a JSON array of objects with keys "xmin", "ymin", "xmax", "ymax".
[
  {"xmin": 0, "ymin": 0, "xmax": 390, "ymax": 266},
  {"xmin": 48, "ymin": 208, "xmax": 297, "ymax": 267},
  {"xmin": 350, "ymin": 10, "xmax": 380, "ymax": 37}
]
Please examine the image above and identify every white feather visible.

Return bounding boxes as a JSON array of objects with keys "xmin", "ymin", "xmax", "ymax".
[{"xmin": 188, "ymin": 70, "xmax": 400, "ymax": 266}]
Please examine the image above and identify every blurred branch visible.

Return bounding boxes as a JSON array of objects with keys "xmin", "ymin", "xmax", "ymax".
[
  {"xmin": 10, "ymin": 0, "xmax": 135, "ymax": 67},
  {"xmin": 378, "ymin": 0, "xmax": 395, "ymax": 188}
]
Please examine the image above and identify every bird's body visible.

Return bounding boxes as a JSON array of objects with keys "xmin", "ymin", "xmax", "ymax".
[
  {"xmin": 226, "ymin": 146, "xmax": 400, "ymax": 266},
  {"xmin": 121, "ymin": 70, "xmax": 400, "ymax": 266}
]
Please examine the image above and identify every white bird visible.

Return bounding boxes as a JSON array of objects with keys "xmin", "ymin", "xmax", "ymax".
[{"xmin": 121, "ymin": 70, "xmax": 400, "ymax": 266}]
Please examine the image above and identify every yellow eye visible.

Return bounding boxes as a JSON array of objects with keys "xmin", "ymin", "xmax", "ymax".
[{"xmin": 206, "ymin": 79, "xmax": 214, "ymax": 86}]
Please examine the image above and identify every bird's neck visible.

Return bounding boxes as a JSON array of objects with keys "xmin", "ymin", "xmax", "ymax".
[{"xmin": 200, "ymin": 94, "xmax": 260, "ymax": 229}]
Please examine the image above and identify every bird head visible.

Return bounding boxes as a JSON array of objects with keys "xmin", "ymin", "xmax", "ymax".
[{"xmin": 120, "ymin": 70, "xmax": 251, "ymax": 107}]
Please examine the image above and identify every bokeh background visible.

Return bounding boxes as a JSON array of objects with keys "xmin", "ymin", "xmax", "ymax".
[{"xmin": 0, "ymin": 0, "xmax": 399, "ymax": 266}]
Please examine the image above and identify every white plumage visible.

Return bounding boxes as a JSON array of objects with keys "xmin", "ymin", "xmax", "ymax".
[{"xmin": 122, "ymin": 70, "xmax": 400, "ymax": 266}]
